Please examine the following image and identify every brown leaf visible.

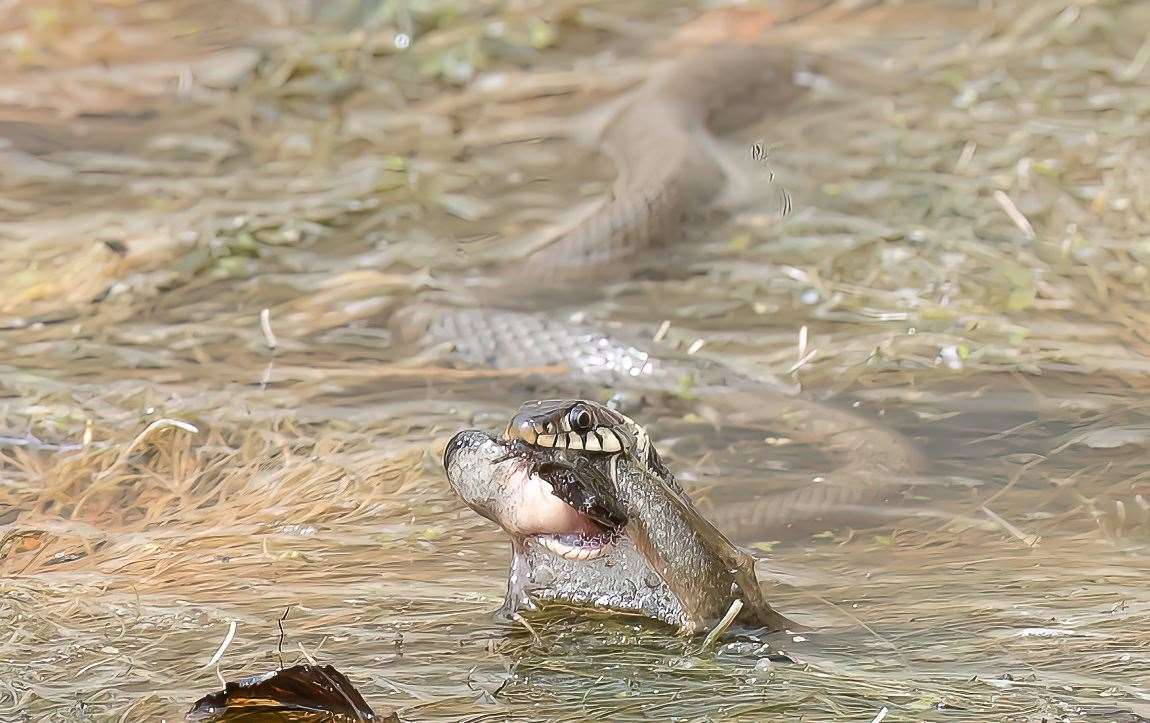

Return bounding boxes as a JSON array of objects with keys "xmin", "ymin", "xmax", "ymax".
[{"xmin": 187, "ymin": 664, "xmax": 394, "ymax": 722}]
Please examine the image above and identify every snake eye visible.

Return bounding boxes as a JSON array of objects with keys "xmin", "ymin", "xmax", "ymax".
[{"xmin": 568, "ymin": 405, "xmax": 594, "ymax": 433}]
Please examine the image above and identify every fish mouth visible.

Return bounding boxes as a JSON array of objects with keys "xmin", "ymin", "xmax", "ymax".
[{"xmin": 444, "ymin": 431, "xmax": 627, "ymax": 562}]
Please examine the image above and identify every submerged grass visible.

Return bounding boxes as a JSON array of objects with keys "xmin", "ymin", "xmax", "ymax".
[{"xmin": 1, "ymin": 0, "xmax": 1148, "ymax": 720}]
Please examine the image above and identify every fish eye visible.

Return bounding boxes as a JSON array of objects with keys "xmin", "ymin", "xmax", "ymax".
[{"xmin": 568, "ymin": 405, "xmax": 593, "ymax": 433}]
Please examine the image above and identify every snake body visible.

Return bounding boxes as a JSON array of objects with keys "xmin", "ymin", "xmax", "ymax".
[
  {"xmin": 512, "ymin": 45, "xmax": 799, "ymax": 283},
  {"xmin": 405, "ymin": 43, "xmax": 921, "ymax": 542}
]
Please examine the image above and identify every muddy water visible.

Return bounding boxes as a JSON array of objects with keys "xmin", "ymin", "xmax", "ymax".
[{"xmin": 1, "ymin": 0, "xmax": 1148, "ymax": 720}]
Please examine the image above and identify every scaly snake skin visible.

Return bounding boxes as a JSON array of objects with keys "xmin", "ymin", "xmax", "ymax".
[{"xmin": 512, "ymin": 45, "xmax": 798, "ymax": 283}]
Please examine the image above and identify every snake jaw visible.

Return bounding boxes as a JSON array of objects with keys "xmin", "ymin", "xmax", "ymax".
[
  {"xmin": 534, "ymin": 459, "xmax": 627, "ymax": 530},
  {"xmin": 526, "ymin": 456, "xmax": 628, "ymax": 561}
]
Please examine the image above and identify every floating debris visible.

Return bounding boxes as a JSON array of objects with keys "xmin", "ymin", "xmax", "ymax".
[{"xmin": 187, "ymin": 664, "xmax": 391, "ymax": 722}]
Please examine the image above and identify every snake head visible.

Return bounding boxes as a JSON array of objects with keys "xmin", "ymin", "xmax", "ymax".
[{"xmin": 503, "ymin": 399, "xmax": 642, "ymax": 454}]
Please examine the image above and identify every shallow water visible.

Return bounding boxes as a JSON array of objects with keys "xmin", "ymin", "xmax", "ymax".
[{"xmin": 1, "ymin": 0, "xmax": 1148, "ymax": 720}]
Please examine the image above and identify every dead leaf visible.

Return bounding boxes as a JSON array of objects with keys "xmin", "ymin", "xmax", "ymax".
[{"xmin": 187, "ymin": 664, "xmax": 393, "ymax": 722}]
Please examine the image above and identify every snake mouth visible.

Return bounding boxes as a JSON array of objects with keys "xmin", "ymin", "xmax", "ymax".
[{"xmin": 507, "ymin": 450, "xmax": 627, "ymax": 563}]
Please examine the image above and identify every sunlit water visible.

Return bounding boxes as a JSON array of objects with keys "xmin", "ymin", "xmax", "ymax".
[{"xmin": 1, "ymin": 0, "xmax": 1147, "ymax": 720}]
